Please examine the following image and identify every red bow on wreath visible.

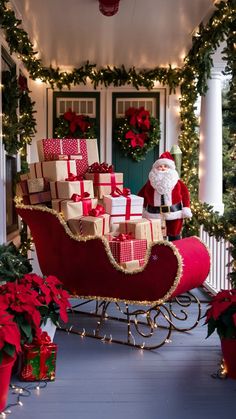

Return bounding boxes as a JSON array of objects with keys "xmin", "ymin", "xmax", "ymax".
[
  {"xmin": 63, "ymin": 109, "xmax": 91, "ymax": 134},
  {"xmin": 125, "ymin": 130, "xmax": 146, "ymax": 148}
]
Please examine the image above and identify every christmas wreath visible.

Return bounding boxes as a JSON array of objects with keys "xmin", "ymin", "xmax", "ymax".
[
  {"xmin": 55, "ymin": 109, "xmax": 96, "ymax": 139},
  {"xmin": 114, "ymin": 106, "xmax": 161, "ymax": 162}
]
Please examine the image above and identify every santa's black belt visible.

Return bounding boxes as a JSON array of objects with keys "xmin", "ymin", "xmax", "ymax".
[{"xmin": 147, "ymin": 202, "xmax": 182, "ymax": 214}]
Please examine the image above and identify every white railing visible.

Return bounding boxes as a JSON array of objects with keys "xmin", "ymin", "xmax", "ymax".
[{"xmin": 200, "ymin": 226, "xmax": 232, "ymax": 294}]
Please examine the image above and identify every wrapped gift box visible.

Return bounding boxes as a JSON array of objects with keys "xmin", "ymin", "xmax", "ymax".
[
  {"xmin": 52, "ymin": 198, "xmax": 98, "ymax": 220},
  {"xmin": 85, "ymin": 172, "xmax": 123, "ymax": 199},
  {"xmin": 68, "ymin": 213, "xmax": 110, "ymax": 236},
  {"xmin": 120, "ymin": 258, "xmax": 145, "ymax": 271},
  {"xmin": 118, "ymin": 218, "xmax": 163, "ymax": 245},
  {"xmin": 19, "ymin": 334, "xmax": 57, "ymax": 381},
  {"xmin": 50, "ymin": 180, "xmax": 94, "ymax": 199},
  {"xmin": 103, "ymin": 194, "xmax": 144, "ymax": 225},
  {"xmin": 29, "ymin": 160, "xmax": 76, "ymax": 182},
  {"xmin": 28, "ymin": 191, "xmax": 52, "ymax": 205},
  {"xmin": 37, "ymin": 138, "xmax": 99, "ymax": 177},
  {"xmin": 17, "ymin": 178, "xmax": 48, "ymax": 196},
  {"xmin": 109, "ymin": 237, "xmax": 147, "ymax": 263}
]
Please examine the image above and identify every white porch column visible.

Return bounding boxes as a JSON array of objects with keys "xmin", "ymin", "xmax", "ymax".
[{"xmin": 199, "ymin": 70, "xmax": 224, "ymax": 214}]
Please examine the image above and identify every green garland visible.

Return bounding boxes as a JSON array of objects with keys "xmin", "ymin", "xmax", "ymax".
[
  {"xmin": 0, "ymin": 0, "xmax": 235, "ymax": 284},
  {"xmin": 114, "ymin": 106, "xmax": 161, "ymax": 162}
]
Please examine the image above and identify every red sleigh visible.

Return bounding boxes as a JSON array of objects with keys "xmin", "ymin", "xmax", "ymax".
[{"xmin": 16, "ymin": 201, "xmax": 210, "ymax": 350}]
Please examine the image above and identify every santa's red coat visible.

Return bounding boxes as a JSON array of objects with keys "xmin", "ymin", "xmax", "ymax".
[{"xmin": 138, "ymin": 179, "xmax": 191, "ymax": 236}]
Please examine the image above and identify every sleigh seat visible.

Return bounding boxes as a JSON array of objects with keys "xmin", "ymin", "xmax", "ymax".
[{"xmin": 16, "ymin": 201, "xmax": 210, "ymax": 350}]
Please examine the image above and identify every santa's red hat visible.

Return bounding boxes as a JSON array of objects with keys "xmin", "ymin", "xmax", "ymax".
[{"xmin": 153, "ymin": 151, "xmax": 175, "ymax": 170}]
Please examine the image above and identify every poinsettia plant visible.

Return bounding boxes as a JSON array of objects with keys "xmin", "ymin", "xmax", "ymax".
[
  {"xmin": 55, "ymin": 108, "xmax": 96, "ymax": 139},
  {"xmin": 205, "ymin": 289, "xmax": 236, "ymax": 339},
  {"xmin": 0, "ymin": 309, "xmax": 21, "ymax": 364},
  {"xmin": 114, "ymin": 106, "xmax": 161, "ymax": 162},
  {"xmin": 0, "ymin": 281, "xmax": 42, "ymax": 345},
  {"xmin": 19, "ymin": 273, "xmax": 71, "ymax": 327}
]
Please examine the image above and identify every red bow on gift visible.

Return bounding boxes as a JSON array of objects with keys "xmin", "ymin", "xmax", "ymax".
[
  {"xmin": 111, "ymin": 187, "xmax": 131, "ymax": 198},
  {"xmin": 65, "ymin": 173, "xmax": 84, "ymax": 181},
  {"xmin": 71, "ymin": 192, "xmax": 90, "ymax": 202},
  {"xmin": 89, "ymin": 204, "xmax": 105, "ymax": 217},
  {"xmin": 112, "ymin": 233, "xmax": 134, "ymax": 242},
  {"xmin": 87, "ymin": 162, "xmax": 114, "ymax": 173},
  {"xmin": 125, "ymin": 130, "xmax": 146, "ymax": 148}
]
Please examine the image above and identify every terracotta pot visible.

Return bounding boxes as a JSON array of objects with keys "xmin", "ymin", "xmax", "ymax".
[
  {"xmin": 221, "ymin": 338, "xmax": 236, "ymax": 379},
  {"xmin": 0, "ymin": 355, "xmax": 16, "ymax": 412}
]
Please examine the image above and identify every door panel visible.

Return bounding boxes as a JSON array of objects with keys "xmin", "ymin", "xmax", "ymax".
[{"xmin": 112, "ymin": 93, "xmax": 160, "ymax": 194}]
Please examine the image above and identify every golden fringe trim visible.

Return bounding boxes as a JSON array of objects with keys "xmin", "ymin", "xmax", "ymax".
[{"xmin": 15, "ymin": 197, "xmax": 185, "ymax": 306}]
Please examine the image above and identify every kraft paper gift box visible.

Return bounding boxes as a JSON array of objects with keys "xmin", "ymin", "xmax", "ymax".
[
  {"xmin": 109, "ymin": 237, "xmax": 147, "ymax": 264},
  {"xmin": 118, "ymin": 218, "xmax": 163, "ymax": 245},
  {"xmin": 29, "ymin": 160, "xmax": 76, "ymax": 182},
  {"xmin": 37, "ymin": 138, "xmax": 99, "ymax": 177},
  {"xmin": 103, "ymin": 194, "xmax": 144, "ymax": 225},
  {"xmin": 68, "ymin": 213, "xmax": 110, "ymax": 236},
  {"xmin": 52, "ymin": 198, "xmax": 98, "ymax": 220},
  {"xmin": 84, "ymin": 172, "xmax": 123, "ymax": 199},
  {"xmin": 50, "ymin": 179, "xmax": 94, "ymax": 199},
  {"xmin": 120, "ymin": 258, "xmax": 145, "ymax": 271},
  {"xmin": 17, "ymin": 179, "xmax": 48, "ymax": 196},
  {"xmin": 28, "ymin": 191, "xmax": 52, "ymax": 205}
]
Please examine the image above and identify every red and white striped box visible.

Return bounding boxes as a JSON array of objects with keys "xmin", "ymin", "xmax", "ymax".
[
  {"xmin": 103, "ymin": 194, "xmax": 144, "ymax": 225},
  {"xmin": 118, "ymin": 218, "xmax": 163, "ymax": 245},
  {"xmin": 37, "ymin": 138, "xmax": 99, "ymax": 177},
  {"xmin": 109, "ymin": 238, "xmax": 147, "ymax": 264},
  {"xmin": 120, "ymin": 258, "xmax": 145, "ymax": 271},
  {"xmin": 68, "ymin": 213, "xmax": 110, "ymax": 236},
  {"xmin": 52, "ymin": 198, "xmax": 98, "ymax": 221},
  {"xmin": 29, "ymin": 160, "xmax": 76, "ymax": 182},
  {"xmin": 50, "ymin": 180, "xmax": 94, "ymax": 199}
]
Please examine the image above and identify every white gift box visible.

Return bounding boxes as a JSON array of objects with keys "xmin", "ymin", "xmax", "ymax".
[
  {"xmin": 29, "ymin": 160, "xmax": 76, "ymax": 182},
  {"xmin": 50, "ymin": 180, "xmax": 94, "ymax": 199},
  {"xmin": 103, "ymin": 194, "xmax": 144, "ymax": 225}
]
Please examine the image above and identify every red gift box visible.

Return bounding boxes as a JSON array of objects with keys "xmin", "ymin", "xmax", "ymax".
[{"xmin": 109, "ymin": 236, "xmax": 147, "ymax": 263}]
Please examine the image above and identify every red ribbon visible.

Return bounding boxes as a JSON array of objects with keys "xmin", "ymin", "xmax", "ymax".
[
  {"xmin": 71, "ymin": 192, "xmax": 90, "ymax": 202},
  {"xmin": 89, "ymin": 204, "xmax": 105, "ymax": 217},
  {"xmin": 63, "ymin": 109, "xmax": 91, "ymax": 134},
  {"xmin": 71, "ymin": 193, "xmax": 92, "ymax": 215},
  {"xmin": 125, "ymin": 130, "xmax": 146, "ymax": 148},
  {"xmin": 87, "ymin": 162, "xmax": 114, "ymax": 173},
  {"xmin": 112, "ymin": 233, "xmax": 134, "ymax": 242},
  {"xmin": 65, "ymin": 173, "xmax": 84, "ymax": 181},
  {"xmin": 110, "ymin": 187, "xmax": 131, "ymax": 220}
]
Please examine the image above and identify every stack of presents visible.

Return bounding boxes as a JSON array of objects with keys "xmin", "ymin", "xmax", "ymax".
[{"xmin": 17, "ymin": 138, "xmax": 166, "ymax": 272}]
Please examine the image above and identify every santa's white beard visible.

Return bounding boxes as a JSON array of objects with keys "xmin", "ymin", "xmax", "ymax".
[{"xmin": 149, "ymin": 168, "xmax": 179, "ymax": 196}]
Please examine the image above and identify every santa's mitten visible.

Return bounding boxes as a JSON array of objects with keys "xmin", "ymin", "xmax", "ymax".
[{"xmin": 182, "ymin": 207, "xmax": 192, "ymax": 218}]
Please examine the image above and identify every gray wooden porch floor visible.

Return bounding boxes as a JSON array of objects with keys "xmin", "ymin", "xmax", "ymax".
[{"xmin": 7, "ymin": 288, "xmax": 236, "ymax": 419}]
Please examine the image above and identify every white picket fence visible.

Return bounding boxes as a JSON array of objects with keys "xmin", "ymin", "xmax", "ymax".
[{"xmin": 200, "ymin": 226, "xmax": 232, "ymax": 294}]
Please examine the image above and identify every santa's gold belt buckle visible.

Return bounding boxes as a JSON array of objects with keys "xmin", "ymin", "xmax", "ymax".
[{"xmin": 160, "ymin": 205, "xmax": 170, "ymax": 213}]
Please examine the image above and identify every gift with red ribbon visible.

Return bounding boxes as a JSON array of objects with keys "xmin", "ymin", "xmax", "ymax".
[
  {"xmin": 29, "ymin": 160, "xmax": 77, "ymax": 182},
  {"xmin": 37, "ymin": 138, "xmax": 99, "ymax": 177},
  {"xmin": 19, "ymin": 331, "xmax": 57, "ymax": 382},
  {"xmin": 52, "ymin": 196, "xmax": 98, "ymax": 221},
  {"xmin": 109, "ymin": 235, "xmax": 147, "ymax": 264},
  {"xmin": 68, "ymin": 205, "xmax": 110, "ymax": 237},
  {"xmin": 103, "ymin": 192, "xmax": 144, "ymax": 225},
  {"xmin": 118, "ymin": 218, "xmax": 163, "ymax": 245},
  {"xmin": 50, "ymin": 177, "xmax": 94, "ymax": 199},
  {"xmin": 85, "ymin": 162, "xmax": 123, "ymax": 199}
]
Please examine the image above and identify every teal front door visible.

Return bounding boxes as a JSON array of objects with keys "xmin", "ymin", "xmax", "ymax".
[{"xmin": 112, "ymin": 92, "xmax": 160, "ymax": 194}]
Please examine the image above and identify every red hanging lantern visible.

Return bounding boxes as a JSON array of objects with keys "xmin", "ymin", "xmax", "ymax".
[{"xmin": 99, "ymin": 0, "xmax": 120, "ymax": 16}]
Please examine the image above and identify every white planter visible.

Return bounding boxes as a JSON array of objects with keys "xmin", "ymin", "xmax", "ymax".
[{"xmin": 41, "ymin": 318, "xmax": 57, "ymax": 342}]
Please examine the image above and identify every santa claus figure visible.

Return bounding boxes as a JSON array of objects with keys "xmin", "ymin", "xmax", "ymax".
[{"xmin": 138, "ymin": 151, "xmax": 192, "ymax": 241}]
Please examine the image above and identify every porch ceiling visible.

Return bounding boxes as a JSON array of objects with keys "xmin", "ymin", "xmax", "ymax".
[{"xmin": 12, "ymin": 0, "xmax": 216, "ymax": 71}]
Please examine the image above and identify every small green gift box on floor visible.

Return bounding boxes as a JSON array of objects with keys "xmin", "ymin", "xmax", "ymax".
[{"xmin": 19, "ymin": 331, "xmax": 57, "ymax": 382}]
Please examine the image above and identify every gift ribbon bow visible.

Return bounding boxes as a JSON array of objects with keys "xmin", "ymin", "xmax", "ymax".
[
  {"xmin": 89, "ymin": 204, "xmax": 105, "ymax": 217},
  {"xmin": 112, "ymin": 233, "xmax": 134, "ymax": 242},
  {"xmin": 65, "ymin": 173, "xmax": 84, "ymax": 181},
  {"xmin": 71, "ymin": 192, "xmax": 90, "ymax": 202},
  {"xmin": 111, "ymin": 187, "xmax": 131, "ymax": 198},
  {"xmin": 87, "ymin": 162, "xmax": 114, "ymax": 173}
]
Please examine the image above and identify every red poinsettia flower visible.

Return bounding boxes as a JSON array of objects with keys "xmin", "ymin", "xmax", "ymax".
[
  {"xmin": 205, "ymin": 289, "xmax": 236, "ymax": 339},
  {"xmin": 0, "ymin": 309, "xmax": 21, "ymax": 358},
  {"xmin": 136, "ymin": 107, "xmax": 150, "ymax": 130}
]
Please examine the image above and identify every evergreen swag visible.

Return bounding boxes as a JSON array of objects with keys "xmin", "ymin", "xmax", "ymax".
[
  {"xmin": 55, "ymin": 109, "xmax": 96, "ymax": 139},
  {"xmin": 114, "ymin": 107, "xmax": 161, "ymax": 162},
  {"xmin": 0, "ymin": 242, "xmax": 32, "ymax": 284}
]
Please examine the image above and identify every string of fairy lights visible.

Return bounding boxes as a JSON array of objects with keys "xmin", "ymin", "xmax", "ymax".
[{"xmin": 0, "ymin": 0, "xmax": 235, "ymax": 285}]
